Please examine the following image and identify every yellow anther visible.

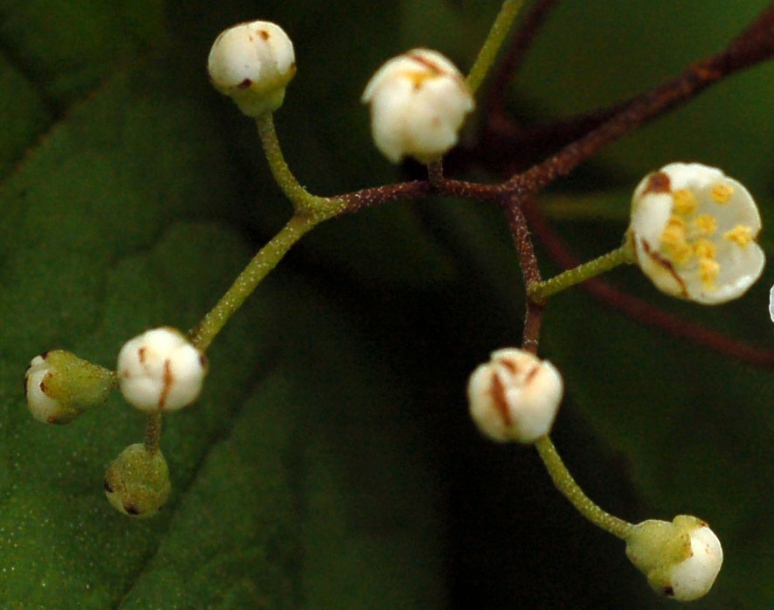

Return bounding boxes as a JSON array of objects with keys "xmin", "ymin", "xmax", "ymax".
[
  {"xmin": 699, "ymin": 258, "xmax": 720, "ymax": 289},
  {"xmin": 711, "ymin": 182, "xmax": 733, "ymax": 203},
  {"xmin": 661, "ymin": 222, "xmax": 685, "ymax": 246},
  {"xmin": 693, "ymin": 239, "xmax": 716, "ymax": 260},
  {"xmin": 673, "ymin": 189, "xmax": 698, "ymax": 215},
  {"xmin": 723, "ymin": 225, "xmax": 753, "ymax": 247},
  {"xmin": 661, "ymin": 221, "xmax": 692, "ymax": 265},
  {"xmin": 692, "ymin": 214, "xmax": 717, "ymax": 237}
]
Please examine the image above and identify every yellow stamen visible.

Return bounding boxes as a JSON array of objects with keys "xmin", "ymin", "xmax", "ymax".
[
  {"xmin": 692, "ymin": 214, "xmax": 717, "ymax": 238},
  {"xmin": 673, "ymin": 189, "xmax": 698, "ymax": 215},
  {"xmin": 661, "ymin": 220, "xmax": 691, "ymax": 265},
  {"xmin": 693, "ymin": 239, "xmax": 716, "ymax": 260},
  {"xmin": 723, "ymin": 225, "xmax": 753, "ymax": 247},
  {"xmin": 699, "ymin": 258, "xmax": 720, "ymax": 289},
  {"xmin": 711, "ymin": 183, "xmax": 733, "ymax": 203}
]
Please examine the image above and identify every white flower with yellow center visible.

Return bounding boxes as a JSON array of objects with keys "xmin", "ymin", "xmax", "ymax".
[{"xmin": 628, "ymin": 163, "xmax": 764, "ymax": 304}]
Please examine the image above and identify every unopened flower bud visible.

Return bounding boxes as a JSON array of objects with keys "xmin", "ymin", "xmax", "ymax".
[
  {"xmin": 208, "ymin": 20, "xmax": 296, "ymax": 117},
  {"xmin": 24, "ymin": 350, "xmax": 116, "ymax": 424},
  {"xmin": 117, "ymin": 327, "xmax": 207, "ymax": 412},
  {"xmin": 104, "ymin": 443, "xmax": 172, "ymax": 518},
  {"xmin": 628, "ymin": 163, "xmax": 764, "ymax": 304},
  {"xmin": 361, "ymin": 49, "xmax": 474, "ymax": 164},
  {"xmin": 467, "ymin": 348, "xmax": 563, "ymax": 444},
  {"xmin": 625, "ymin": 515, "xmax": 723, "ymax": 601}
]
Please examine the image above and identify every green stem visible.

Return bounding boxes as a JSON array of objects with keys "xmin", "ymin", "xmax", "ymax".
[
  {"xmin": 528, "ymin": 241, "xmax": 635, "ymax": 303},
  {"xmin": 535, "ymin": 436, "xmax": 633, "ymax": 540},
  {"xmin": 144, "ymin": 411, "xmax": 163, "ymax": 455},
  {"xmin": 189, "ymin": 214, "xmax": 319, "ymax": 351},
  {"xmin": 255, "ymin": 113, "xmax": 346, "ymax": 221},
  {"xmin": 466, "ymin": 0, "xmax": 528, "ymax": 95}
]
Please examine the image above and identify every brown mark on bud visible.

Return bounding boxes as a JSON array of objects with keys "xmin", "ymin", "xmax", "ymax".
[
  {"xmin": 491, "ymin": 372, "xmax": 513, "ymax": 427},
  {"xmin": 642, "ymin": 171, "xmax": 671, "ymax": 195}
]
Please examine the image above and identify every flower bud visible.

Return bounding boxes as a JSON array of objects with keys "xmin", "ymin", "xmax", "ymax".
[
  {"xmin": 628, "ymin": 162, "xmax": 764, "ymax": 304},
  {"xmin": 117, "ymin": 327, "xmax": 207, "ymax": 412},
  {"xmin": 104, "ymin": 443, "xmax": 172, "ymax": 518},
  {"xmin": 467, "ymin": 348, "xmax": 563, "ymax": 444},
  {"xmin": 24, "ymin": 350, "xmax": 116, "ymax": 424},
  {"xmin": 208, "ymin": 20, "xmax": 296, "ymax": 117},
  {"xmin": 361, "ymin": 49, "xmax": 474, "ymax": 164},
  {"xmin": 625, "ymin": 515, "xmax": 723, "ymax": 601}
]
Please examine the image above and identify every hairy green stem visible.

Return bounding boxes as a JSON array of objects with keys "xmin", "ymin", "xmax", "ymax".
[
  {"xmin": 536, "ymin": 436, "xmax": 633, "ymax": 540},
  {"xmin": 189, "ymin": 214, "xmax": 319, "ymax": 351},
  {"xmin": 466, "ymin": 0, "xmax": 528, "ymax": 95},
  {"xmin": 256, "ymin": 113, "xmax": 346, "ymax": 220},
  {"xmin": 528, "ymin": 241, "xmax": 635, "ymax": 302}
]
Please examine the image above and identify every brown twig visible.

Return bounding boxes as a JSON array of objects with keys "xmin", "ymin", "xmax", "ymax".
[
  {"xmin": 503, "ymin": 4, "xmax": 774, "ymax": 194},
  {"xmin": 501, "ymin": 198, "xmax": 545, "ymax": 352},
  {"xmin": 336, "ymin": 178, "xmax": 502, "ymax": 216}
]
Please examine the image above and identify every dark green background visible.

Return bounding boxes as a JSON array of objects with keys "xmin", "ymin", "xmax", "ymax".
[{"xmin": 0, "ymin": 0, "xmax": 771, "ymax": 608}]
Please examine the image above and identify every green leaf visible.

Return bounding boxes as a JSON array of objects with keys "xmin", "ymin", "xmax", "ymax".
[{"xmin": 0, "ymin": 27, "xmax": 443, "ymax": 609}]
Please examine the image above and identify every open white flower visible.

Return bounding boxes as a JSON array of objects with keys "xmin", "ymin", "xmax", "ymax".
[
  {"xmin": 362, "ymin": 49, "xmax": 474, "ymax": 163},
  {"xmin": 467, "ymin": 348, "xmax": 563, "ymax": 444},
  {"xmin": 117, "ymin": 327, "xmax": 207, "ymax": 412},
  {"xmin": 208, "ymin": 20, "xmax": 296, "ymax": 117},
  {"xmin": 628, "ymin": 163, "xmax": 764, "ymax": 304},
  {"xmin": 626, "ymin": 515, "xmax": 723, "ymax": 601}
]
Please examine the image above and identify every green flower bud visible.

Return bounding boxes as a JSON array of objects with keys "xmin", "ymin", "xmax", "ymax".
[
  {"xmin": 104, "ymin": 443, "xmax": 172, "ymax": 518},
  {"xmin": 625, "ymin": 515, "xmax": 723, "ymax": 601},
  {"xmin": 25, "ymin": 350, "xmax": 116, "ymax": 424}
]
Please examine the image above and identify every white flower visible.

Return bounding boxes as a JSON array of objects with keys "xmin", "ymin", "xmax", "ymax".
[
  {"xmin": 361, "ymin": 49, "xmax": 474, "ymax": 164},
  {"xmin": 626, "ymin": 515, "xmax": 723, "ymax": 601},
  {"xmin": 208, "ymin": 20, "xmax": 296, "ymax": 117},
  {"xmin": 117, "ymin": 327, "xmax": 207, "ymax": 412},
  {"xmin": 769, "ymin": 285, "xmax": 774, "ymax": 322},
  {"xmin": 467, "ymin": 348, "xmax": 563, "ymax": 444},
  {"xmin": 628, "ymin": 162, "xmax": 764, "ymax": 304}
]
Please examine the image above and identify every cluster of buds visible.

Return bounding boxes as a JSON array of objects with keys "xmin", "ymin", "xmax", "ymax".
[
  {"xmin": 25, "ymin": 327, "xmax": 207, "ymax": 517},
  {"xmin": 208, "ymin": 21, "xmax": 474, "ymax": 164},
  {"xmin": 25, "ymin": 16, "xmax": 761, "ymax": 603}
]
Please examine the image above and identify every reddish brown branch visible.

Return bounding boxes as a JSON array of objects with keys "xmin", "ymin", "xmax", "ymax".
[
  {"xmin": 336, "ymin": 177, "xmax": 501, "ymax": 216},
  {"xmin": 502, "ymin": 199, "xmax": 545, "ymax": 353},
  {"xmin": 504, "ymin": 5, "xmax": 774, "ymax": 194},
  {"xmin": 523, "ymin": 200, "xmax": 774, "ymax": 369}
]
